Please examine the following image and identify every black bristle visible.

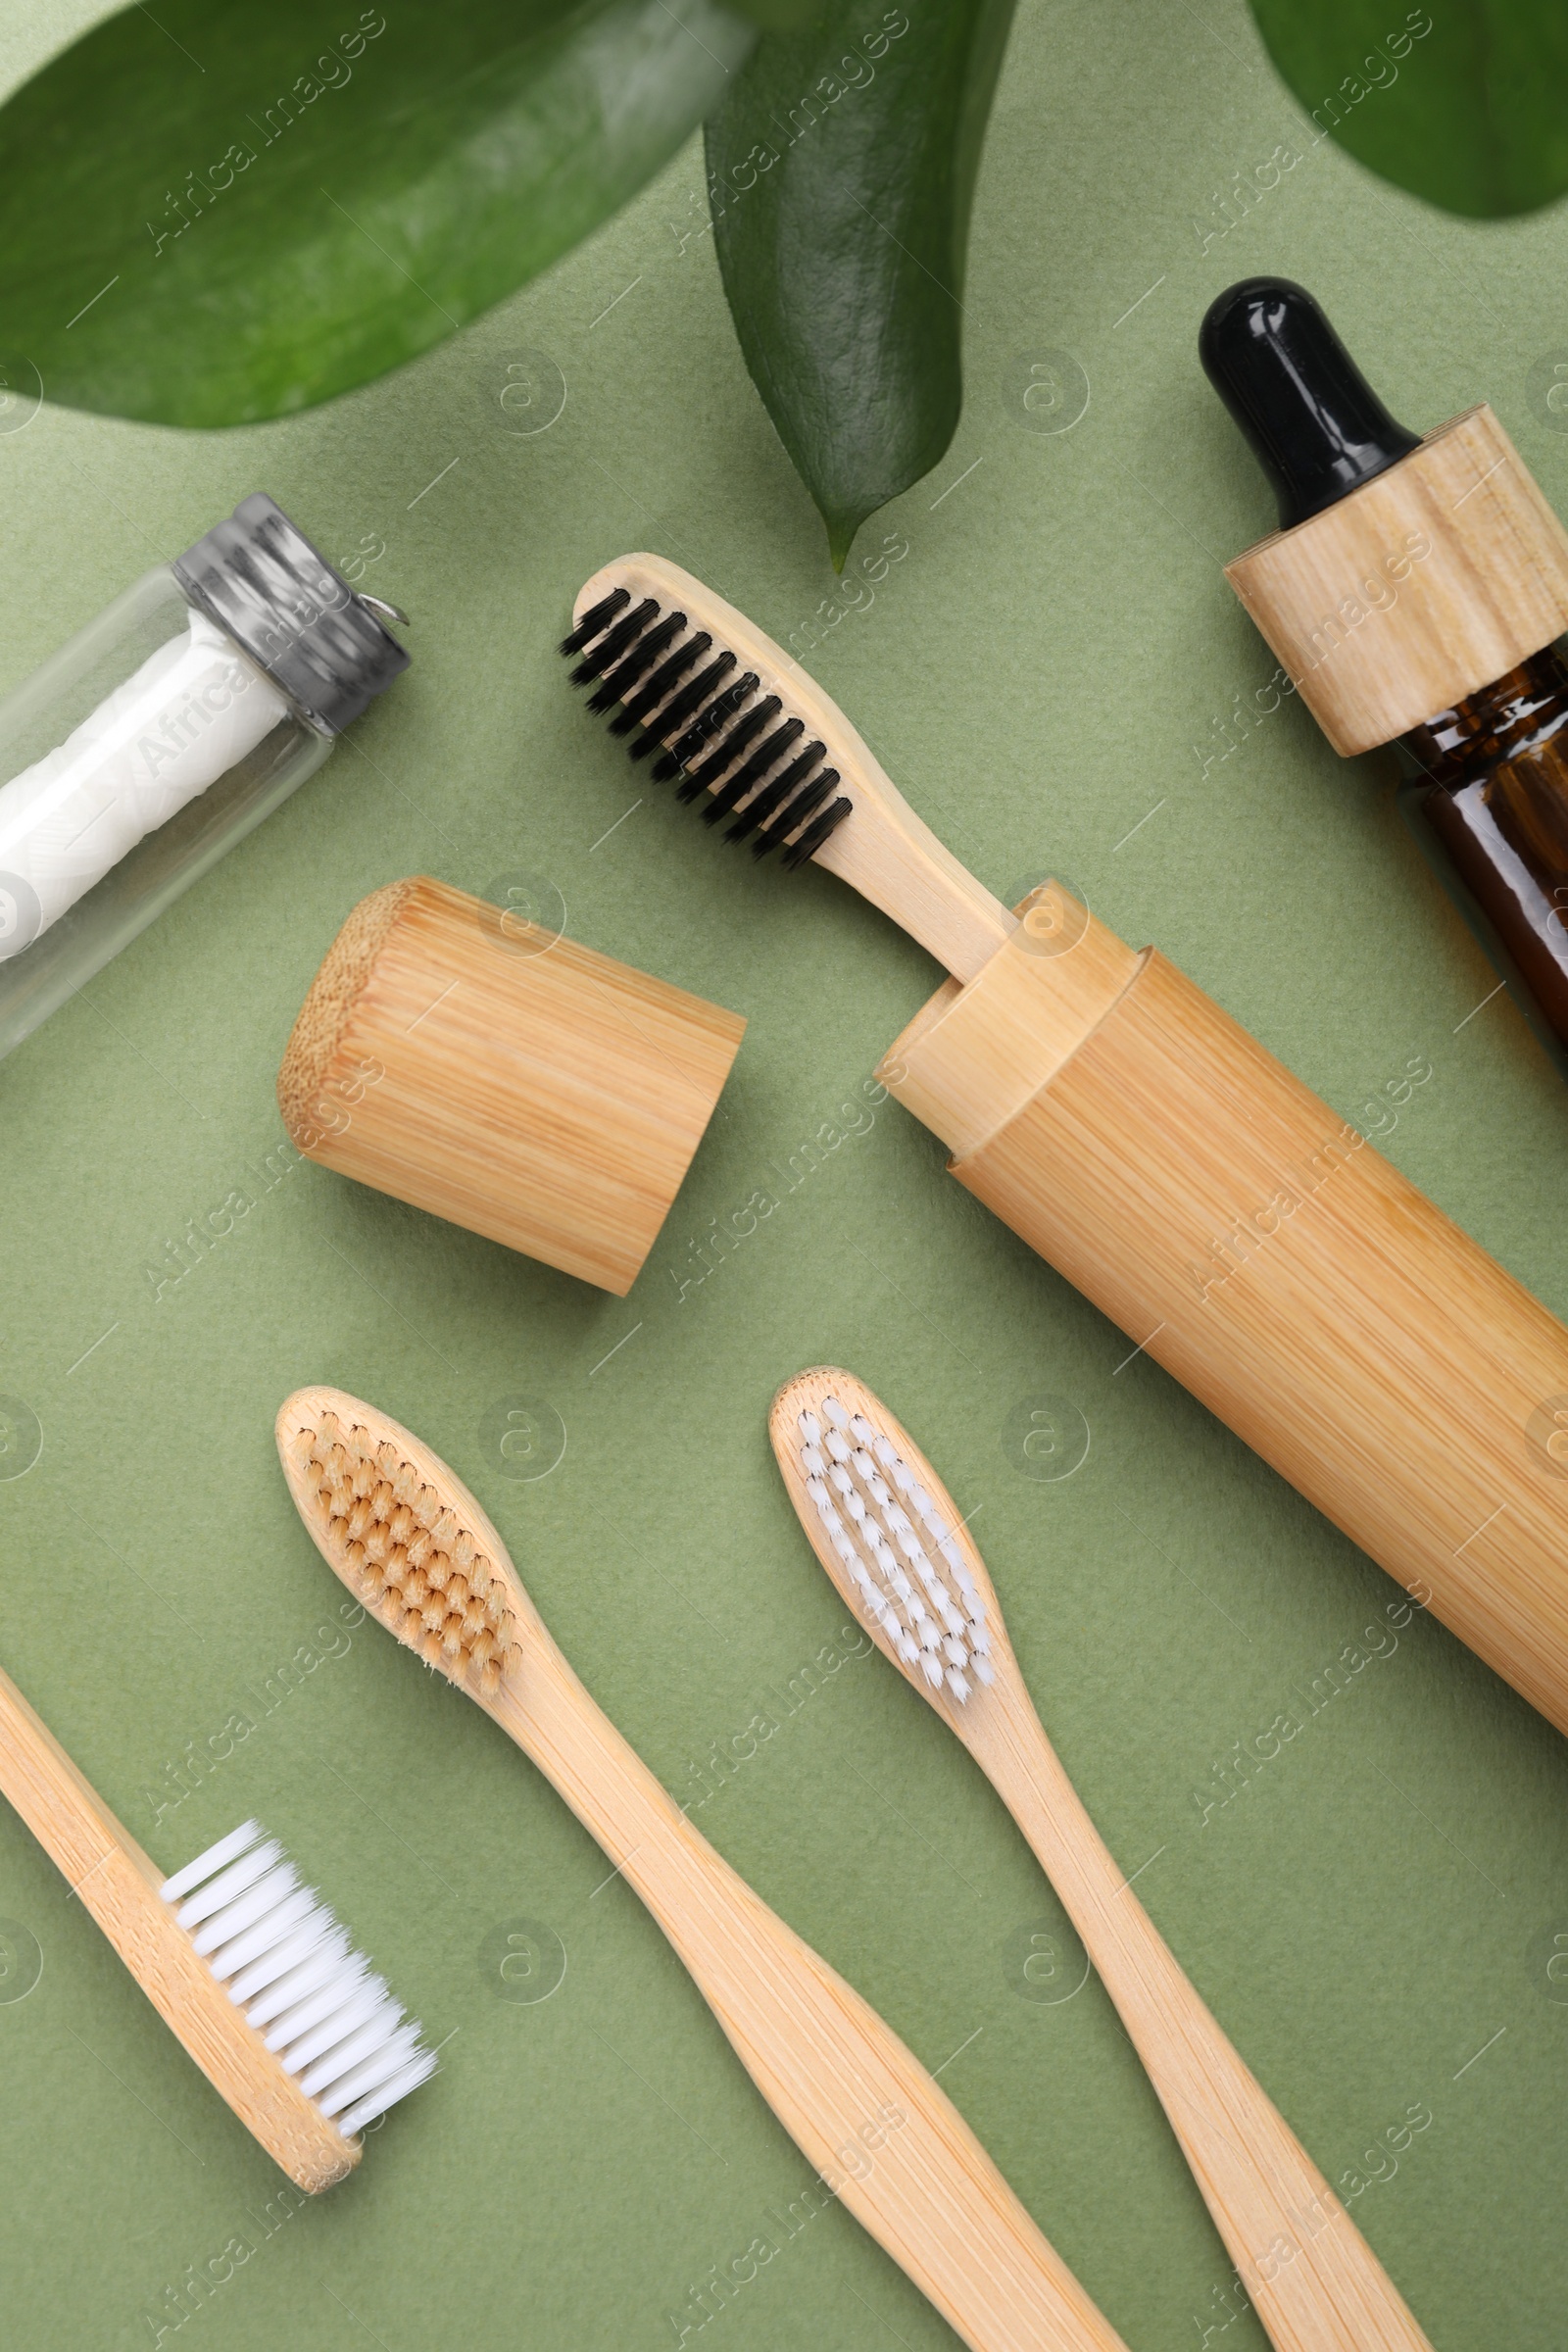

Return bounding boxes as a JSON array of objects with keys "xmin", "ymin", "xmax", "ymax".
[
  {"xmin": 781, "ymin": 795, "xmax": 853, "ymax": 869},
  {"xmin": 754, "ymin": 769, "xmax": 839, "ymax": 858},
  {"xmin": 612, "ymin": 633, "xmax": 710, "ymax": 737},
  {"xmin": 725, "ymin": 743, "xmax": 824, "ymax": 843},
  {"xmin": 654, "ymin": 674, "xmax": 758, "ymax": 782},
  {"xmin": 569, "ymin": 598, "xmax": 658, "ymax": 686},
  {"xmin": 702, "ymin": 719, "xmax": 806, "ymax": 826},
  {"xmin": 587, "ymin": 612, "xmax": 685, "ymax": 712},
  {"xmin": 677, "ymin": 697, "xmax": 781, "ymax": 802},
  {"xmin": 559, "ymin": 587, "xmax": 629, "ymax": 658},
  {"xmin": 631, "ymin": 652, "xmax": 733, "ymax": 760}
]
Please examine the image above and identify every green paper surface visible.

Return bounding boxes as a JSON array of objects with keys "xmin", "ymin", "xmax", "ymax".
[{"xmin": 2, "ymin": 4, "xmax": 1567, "ymax": 2347}]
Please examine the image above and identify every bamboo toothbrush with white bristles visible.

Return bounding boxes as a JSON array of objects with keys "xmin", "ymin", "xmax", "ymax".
[
  {"xmin": 769, "ymin": 1367, "xmax": 1437, "ymax": 2352},
  {"xmin": 276, "ymin": 1386, "xmax": 1133, "ymax": 2352},
  {"xmin": 0, "ymin": 1662, "xmax": 435, "ymax": 2190}
]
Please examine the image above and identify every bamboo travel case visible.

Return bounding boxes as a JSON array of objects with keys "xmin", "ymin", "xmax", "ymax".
[{"xmin": 278, "ymin": 875, "xmax": 744, "ymax": 1295}]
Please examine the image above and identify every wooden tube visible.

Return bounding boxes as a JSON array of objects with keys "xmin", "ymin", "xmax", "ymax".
[
  {"xmin": 880, "ymin": 886, "xmax": 1568, "ymax": 1737},
  {"xmin": 279, "ymin": 877, "xmax": 745, "ymax": 1295}
]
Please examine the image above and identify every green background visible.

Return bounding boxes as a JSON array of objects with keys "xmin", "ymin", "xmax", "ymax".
[{"xmin": 1, "ymin": 3, "xmax": 1565, "ymax": 2346}]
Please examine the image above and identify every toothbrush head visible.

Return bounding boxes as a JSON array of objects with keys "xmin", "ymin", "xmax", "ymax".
[
  {"xmin": 275, "ymin": 1389, "xmax": 524, "ymax": 1701},
  {"xmin": 160, "ymin": 1819, "xmax": 436, "ymax": 2144},
  {"xmin": 769, "ymin": 1368, "xmax": 1008, "ymax": 1717},
  {"xmin": 561, "ymin": 555, "xmax": 855, "ymax": 868}
]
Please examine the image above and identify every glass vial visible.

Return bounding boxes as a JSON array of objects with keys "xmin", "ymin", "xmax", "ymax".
[
  {"xmin": 0, "ymin": 493, "xmax": 408, "ymax": 1060},
  {"xmin": 1202, "ymin": 276, "xmax": 1568, "ymax": 1081},
  {"xmin": 1397, "ymin": 647, "xmax": 1568, "ymax": 1080}
]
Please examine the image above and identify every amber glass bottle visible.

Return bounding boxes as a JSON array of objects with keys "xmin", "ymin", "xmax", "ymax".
[
  {"xmin": 1398, "ymin": 649, "xmax": 1568, "ymax": 1074},
  {"xmin": 1202, "ymin": 276, "xmax": 1568, "ymax": 1081}
]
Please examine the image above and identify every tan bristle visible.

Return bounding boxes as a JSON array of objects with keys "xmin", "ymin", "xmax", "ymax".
[{"xmin": 298, "ymin": 1411, "xmax": 522, "ymax": 1696}]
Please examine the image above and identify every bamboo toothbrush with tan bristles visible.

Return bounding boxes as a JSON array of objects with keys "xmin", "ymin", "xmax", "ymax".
[
  {"xmin": 276, "ymin": 1386, "xmax": 1132, "ymax": 2352},
  {"xmin": 0, "ymin": 1661, "xmax": 434, "ymax": 2190},
  {"xmin": 769, "ymin": 1366, "xmax": 1436, "ymax": 2352}
]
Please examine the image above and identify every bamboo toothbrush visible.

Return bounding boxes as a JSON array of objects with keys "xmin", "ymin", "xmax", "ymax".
[
  {"xmin": 275, "ymin": 1386, "xmax": 1132, "ymax": 2352},
  {"xmin": 560, "ymin": 559, "xmax": 1568, "ymax": 1757},
  {"xmin": 768, "ymin": 1366, "xmax": 1435, "ymax": 2352},
  {"xmin": 0, "ymin": 1661, "xmax": 434, "ymax": 2189}
]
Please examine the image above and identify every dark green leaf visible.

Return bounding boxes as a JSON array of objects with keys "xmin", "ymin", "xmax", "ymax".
[
  {"xmin": 1248, "ymin": 1, "xmax": 1568, "ymax": 219},
  {"xmin": 0, "ymin": 0, "xmax": 755, "ymax": 427},
  {"xmin": 706, "ymin": 0, "xmax": 1016, "ymax": 568}
]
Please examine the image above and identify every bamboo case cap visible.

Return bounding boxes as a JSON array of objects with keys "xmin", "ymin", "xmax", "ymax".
[
  {"xmin": 278, "ymin": 877, "xmax": 744, "ymax": 1295},
  {"xmin": 1225, "ymin": 405, "xmax": 1568, "ymax": 755}
]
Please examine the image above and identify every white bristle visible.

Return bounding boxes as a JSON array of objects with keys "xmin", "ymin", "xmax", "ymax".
[
  {"xmin": 239, "ymin": 1925, "xmax": 354, "ymax": 2021},
  {"xmin": 315, "ymin": 2023, "xmax": 428, "ymax": 2120},
  {"xmin": 159, "ymin": 1821, "xmax": 435, "ymax": 2143},
  {"xmin": 297, "ymin": 1993, "xmax": 403, "ymax": 2094},
  {"xmin": 174, "ymin": 1837, "xmax": 286, "ymax": 1928},
  {"xmin": 339, "ymin": 2049, "xmax": 439, "ymax": 2135},
  {"xmin": 190, "ymin": 1862, "xmax": 300, "ymax": 1956},
  {"xmin": 263, "ymin": 1959, "xmax": 373, "ymax": 2053},
  {"xmin": 207, "ymin": 1885, "xmax": 319, "ymax": 1983},
  {"xmin": 161, "ymin": 1821, "xmax": 267, "ymax": 1905},
  {"xmin": 796, "ymin": 1392, "xmax": 994, "ymax": 1708}
]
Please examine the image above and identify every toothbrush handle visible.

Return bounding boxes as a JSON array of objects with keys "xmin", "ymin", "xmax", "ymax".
[
  {"xmin": 0, "ymin": 1659, "xmax": 357, "ymax": 2190},
  {"xmin": 491, "ymin": 1643, "xmax": 1131, "ymax": 2352},
  {"xmin": 980, "ymin": 1706, "xmax": 1433, "ymax": 2352}
]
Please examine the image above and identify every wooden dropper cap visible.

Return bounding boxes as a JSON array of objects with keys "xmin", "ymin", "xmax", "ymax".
[
  {"xmin": 277, "ymin": 877, "xmax": 744, "ymax": 1295},
  {"xmin": 1206, "ymin": 278, "xmax": 1568, "ymax": 755}
]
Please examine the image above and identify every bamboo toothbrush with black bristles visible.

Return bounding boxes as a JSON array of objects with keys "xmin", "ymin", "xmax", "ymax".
[
  {"xmin": 769, "ymin": 1365, "xmax": 1436, "ymax": 2352},
  {"xmin": 276, "ymin": 1385, "xmax": 1134, "ymax": 2352},
  {"xmin": 0, "ymin": 1661, "xmax": 435, "ymax": 2189}
]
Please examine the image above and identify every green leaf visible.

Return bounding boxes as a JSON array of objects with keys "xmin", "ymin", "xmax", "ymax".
[
  {"xmin": 706, "ymin": 0, "xmax": 1016, "ymax": 568},
  {"xmin": 0, "ymin": 0, "xmax": 756, "ymax": 427},
  {"xmin": 1248, "ymin": 1, "xmax": 1568, "ymax": 219}
]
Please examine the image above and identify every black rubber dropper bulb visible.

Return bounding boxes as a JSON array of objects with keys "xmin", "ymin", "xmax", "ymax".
[
  {"xmin": 1199, "ymin": 277, "xmax": 1421, "ymax": 529},
  {"xmin": 1202, "ymin": 275, "xmax": 1568, "ymax": 1085}
]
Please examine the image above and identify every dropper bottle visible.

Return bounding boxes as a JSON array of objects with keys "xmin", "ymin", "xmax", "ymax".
[{"xmin": 1201, "ymin": 276, "xmax": 1568, "ymax": 1079}]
